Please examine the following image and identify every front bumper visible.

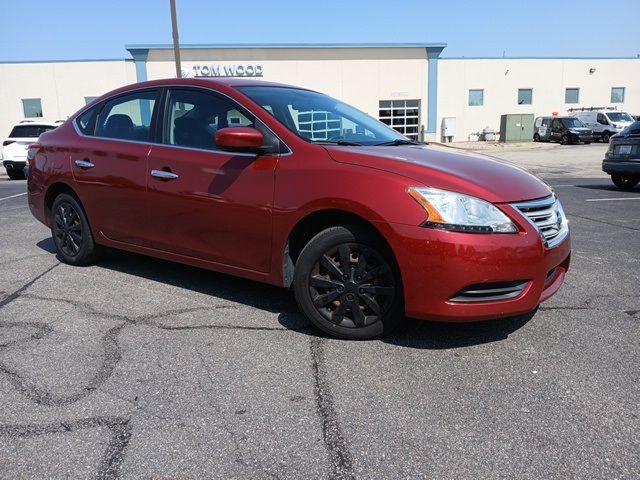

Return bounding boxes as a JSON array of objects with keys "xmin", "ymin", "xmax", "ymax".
[
  {"xmin": 385, "ymin": 218, "xmax": 571, "ymax": 322},
  {"xmin": 570, "ymin": 133, "xmax": 593, "ymax": 143}
]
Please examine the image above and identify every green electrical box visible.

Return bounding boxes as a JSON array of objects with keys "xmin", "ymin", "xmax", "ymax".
[{"xmin": 499, "ymin": 114, "xmax": 534, "ymax": 142}]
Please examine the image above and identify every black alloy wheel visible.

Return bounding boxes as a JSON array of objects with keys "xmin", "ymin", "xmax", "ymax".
[
  {"xmin": 293, "ymin": 226, "xmax": 403, "ymax": 339},
  {"xmin": 611, "ymin": 174, "xmax": 640, "ymax": 190},
  {"xmin": 51, "ymin": 193, "xmax": 100, "ymax": 265}
]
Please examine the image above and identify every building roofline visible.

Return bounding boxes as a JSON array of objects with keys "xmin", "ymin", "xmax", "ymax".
[
  {"xmin": 441, "ymin": 56, "xmax": 640, "ymax": 60},
  {"xmin": 125, "ymin": 42, "xmax": 448, "ymax": 50},
  {"xmin": 0, "ymin": 58, "xmax": 129, "ymax": 64}
]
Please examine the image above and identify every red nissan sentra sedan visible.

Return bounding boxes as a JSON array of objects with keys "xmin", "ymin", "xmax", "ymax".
[{"xmin": 27, "ymin": 78, "xmax": 570, "ymax": 339}]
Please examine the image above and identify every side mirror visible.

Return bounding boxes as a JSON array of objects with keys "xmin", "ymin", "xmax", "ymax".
[{"xmin": 214, "ymin": 127, "xmax": 263, "ymax": 153}]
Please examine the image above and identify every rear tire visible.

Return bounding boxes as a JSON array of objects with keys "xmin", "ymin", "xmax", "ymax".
[
  {"xmin": 611, "ymin": 175, "xmax": 639, "ymax": 190},
  {"xmin": 50, "ymin": 193, "xmax": 101, "ymax": 266},
  {"xmin": 6, "ymin": 169, "xmax": 25, "ymax": 180},
  {"xmin": 293, "ymin": 225, "xmax": 403, "ymax": 340}
]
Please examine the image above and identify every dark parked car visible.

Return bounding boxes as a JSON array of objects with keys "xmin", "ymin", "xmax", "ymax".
[
  {"xmin": 548, "ymin": 117, "xmax": 592, "ymax": 145},
  {"xmin": 27, "ymin": 78, "xmax": 571, "ymax": 339},
  {"xmin": 603, "ymin": 121, "xmax": 640, "ymax": 189}
]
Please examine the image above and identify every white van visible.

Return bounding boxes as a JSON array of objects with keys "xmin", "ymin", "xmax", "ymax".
[{"xmin": 568, "ymin": 108, "xmax": 635, "ymax": 143}]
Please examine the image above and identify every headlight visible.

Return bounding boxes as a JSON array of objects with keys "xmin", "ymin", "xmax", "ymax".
[{"xmin": 407, "ymin": 187, "xmax": 518, "ymax": 233}]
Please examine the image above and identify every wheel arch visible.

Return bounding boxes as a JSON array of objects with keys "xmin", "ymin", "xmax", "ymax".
[
  {"xmin": 44, "ymin": 181, "xmax": 81, "ymax": 226},
  {"xmin": 282, "ymin": 209, "xmax": 399, "ymax": 289}
]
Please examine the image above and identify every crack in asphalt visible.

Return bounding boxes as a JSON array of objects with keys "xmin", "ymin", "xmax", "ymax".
[
  {"xmin": 0, "ymin": 263, "xmax": 59, "ymax": 309},
  {"xmin": 0, "ymin": 321, "xmax": 53, "ymax": 348},
  {"xmin": 0, "ymin": 318, "xmax": 127, "ymax": 407},
  {"xmin": 310, "ymin": 337, "xmax": 355, "ymax": 480},
  {"xmin": 0, "ymin": 416, "xmax": 132, "ymax": 480},
  {"xmin": 0, "ymin": 267, "xmax": 322, "ymax": 478}
]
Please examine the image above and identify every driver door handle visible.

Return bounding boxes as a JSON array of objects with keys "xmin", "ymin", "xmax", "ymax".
[
  {"xmin": 74, "ymin": 159, "xmax": 95, "ymax": 169},
  {"xmin": 151, "ymin": 169, "xmax": 179, "ymax": 180}
]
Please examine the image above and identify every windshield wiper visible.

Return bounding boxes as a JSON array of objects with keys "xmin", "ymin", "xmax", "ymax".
[
  {"xmin": 374, "ymin": 139, "xmax": 423, "ymax": 146},
  {"xmin": 314, "ymin": 140, "xmax": 363, "ymax": 146}
]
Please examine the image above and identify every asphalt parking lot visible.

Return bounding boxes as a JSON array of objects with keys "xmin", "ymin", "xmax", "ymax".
[{"xmin": 1, "ymin": 143, "xmax": 638, "ymax": 479}]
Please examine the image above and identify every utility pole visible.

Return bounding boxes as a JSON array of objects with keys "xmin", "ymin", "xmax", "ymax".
[{"xmin": 170, "ymin": 0, "xmax": 182, "ymax": 78}]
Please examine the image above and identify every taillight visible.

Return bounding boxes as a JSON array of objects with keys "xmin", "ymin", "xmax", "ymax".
[
  {"xmin": 2, "ymin": 140, "xmax": 15, "ymax": 147},
  {"xmin": 27, "ymin": 143, "xmax": 42, "ymax": 165}
]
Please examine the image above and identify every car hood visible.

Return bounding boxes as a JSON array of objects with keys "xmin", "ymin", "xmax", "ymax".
[{"xmin": 325, "ymin": 144, "xmax": 552, "ymax": 203}]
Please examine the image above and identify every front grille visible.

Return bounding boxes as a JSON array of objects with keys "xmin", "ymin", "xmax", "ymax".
[
  {"xmin": 449, "ymin": 281, "xmax": 529, "ymax": 303},
  {"xmin": 512, "ymin": 195, "xmax": 569, "ymax": 248}
]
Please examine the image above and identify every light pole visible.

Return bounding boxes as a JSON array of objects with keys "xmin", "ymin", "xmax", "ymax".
[{"xmin": 170, "ymin": 0, "xmax": 182, "ymax": 78}]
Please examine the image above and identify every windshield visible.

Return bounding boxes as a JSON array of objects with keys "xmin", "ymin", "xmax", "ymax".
[
  {"xmin": 561, "ymin": 118, "xmax": 587, "ymax": 128},
  {"xmin": 607, "ymin": 112, "xmax": 634, "ymax": 123},
  {"xmin": 237, "ymin": 86, "xmax": 410, "ymax": 146}
]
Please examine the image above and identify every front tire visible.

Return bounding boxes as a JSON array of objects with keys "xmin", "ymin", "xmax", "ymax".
[
  {"xmin": 561, "ymin": 135, "xmax": 569, "ymax": 145},
  {"xmin": 293, "ymin": 225, "xmax": 403, "ymax": 340},
  {"xmin": 611, "ymin": 175, "xmax": 639, "ymax": 190},
  {"xmin": 50, "ymin": 193, "xmax": 100, "ymax": 266},
  {"xmin": 533, "ymin": 133, "xmax": 540, "ymax": 142},
  {"xmin": 602, "ymin": 132, "xmax": 611, "ymax": 143}
]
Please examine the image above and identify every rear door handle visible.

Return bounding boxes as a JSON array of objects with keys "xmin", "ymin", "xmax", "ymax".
[
  {"xmin": 74, "ymin": 159, "xmax": 95, "ymax": 169},
  {"xmin": 151, "ymin": 169, "xmax": 179, "ymax": 180}
]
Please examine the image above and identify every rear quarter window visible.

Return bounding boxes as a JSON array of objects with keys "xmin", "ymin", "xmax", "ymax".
[{"xmin": 76, "ymin": 107, "xmax": 99, "ymax": 136}]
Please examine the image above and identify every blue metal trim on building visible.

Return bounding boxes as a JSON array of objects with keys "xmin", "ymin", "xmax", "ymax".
[
  {"xmin": 426, "ymin": 47, "xmax": 445, "ymax": 134},
  {"xmin": 125, "ymin": 43, "xmax": 448, "ymax": 50},
  {"xmin": 0, "ymin": 59, "xmax": 128, "ymax": 64},
  {"xmin": 440, "ymin": 56, "xmax": 639, "ymax": 60},
  {"xmin": 128, "ymin": 48, "xmax": 150, "ymax": 82}
]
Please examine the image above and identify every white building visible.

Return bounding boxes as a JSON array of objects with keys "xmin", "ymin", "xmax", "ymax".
[{"xmin": 1, "ymin": 43, "xmax": 638, "ymax": 142}]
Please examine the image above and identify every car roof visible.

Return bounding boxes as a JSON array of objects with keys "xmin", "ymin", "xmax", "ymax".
[
  {"xmin": 128, "ymin": 77, "xmax": 314, "ymax": 91},
  {"xmin": 11, "ymin": 121, "xmax": 63, "ymax": 128}
]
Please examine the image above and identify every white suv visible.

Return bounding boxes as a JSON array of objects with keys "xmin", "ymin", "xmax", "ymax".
[{"xmin": 2, "ymin": 121, "xmax": 62, "ymax": 180}]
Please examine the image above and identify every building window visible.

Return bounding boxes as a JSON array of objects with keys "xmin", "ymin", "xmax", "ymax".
[
  {"xmin": 297, "ymin": 110, "xmax": 342, "ymax": 141},
  {"xmin": 468, "ymin": 90, "xmax": 484, "ymax": 106},
  {"xmin": 611, "ymin": 87, "xmax": 625, "ymax": 103},
  {"xmin": 565, "ymin": 88, "xmax": 580, "ymax": 104},
  {"xmin": 379, "ymin": 100, "xmax": 420, "ymax": 140},
  {"xmin": 22, "ymin": 98, "xmax": 43, "ymax": 118},
  {"xmin": 517, "ymin": 89, "xmax": 533, "ymax": 105},
  {"xmin": 85, "ymin": 96, "xmax": 98, "ymax": 105}
]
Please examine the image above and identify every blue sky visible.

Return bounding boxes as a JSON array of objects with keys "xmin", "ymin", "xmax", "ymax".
[{"xmin": 1, "ymin": 0, "xmax": 639, "ymax": 61}]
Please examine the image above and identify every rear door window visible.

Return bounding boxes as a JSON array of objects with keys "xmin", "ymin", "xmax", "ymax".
[{"xmin": 95, "ymin": 90, "xmax": 159, "ymax": 142}]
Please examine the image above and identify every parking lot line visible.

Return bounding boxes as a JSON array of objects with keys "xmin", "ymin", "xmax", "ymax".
[
  {"xmin": 585, "ymin": 197, "xmax": 640, "ymax": 202},
  {"xmin": 0, "ymin": 192, "xmax": 27, "ymax": 202}
]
